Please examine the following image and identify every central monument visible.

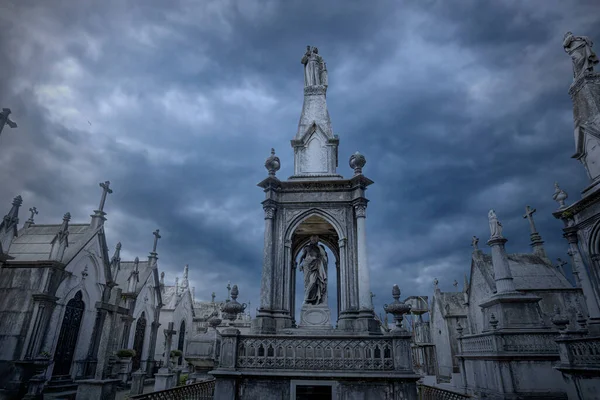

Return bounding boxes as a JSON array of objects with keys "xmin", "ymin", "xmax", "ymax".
[{"xmin": 211, "ymin": 46, "xmax": 418, "ymax": 400}]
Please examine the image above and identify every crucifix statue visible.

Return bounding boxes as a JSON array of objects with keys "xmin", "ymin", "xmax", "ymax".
[
  {"xmin": 523, "ymin": 206, "xmax": 538, "ymax": 234},
  {"xmin": 28, "ymin": 207, "xmax": 38, "ymax": 223},
  {"xmin": 162, "ymin": 322, "xmax": 177, "ymax": 370},
  {"xmin": 97, "ymin": 181, "xmax": 113, "ymax": 213},
  {"xmin": 152, "ymin": 229, "xmax": 161, "ymax": 253}
]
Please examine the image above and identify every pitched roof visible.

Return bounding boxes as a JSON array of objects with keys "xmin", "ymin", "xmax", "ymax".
[
  {"xmin": 115, "ymin": 260, "xmax": 152, "ymax": 294},
  {"xmin": 9, "ymin": 223, "xmax": 92, "ymax": 262}
]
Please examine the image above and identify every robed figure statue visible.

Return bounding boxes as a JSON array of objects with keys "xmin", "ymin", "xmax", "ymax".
[
  {"xmin": 301, "ymin": 46, "xmax": 327, "ymax": 87},
  {"xmin": 299, "ymin": 235, "xmax": 328, "ymax": 305},
  {"xmin": 563, "ymin": 32, "xmax": 599, "ymax": 80}
]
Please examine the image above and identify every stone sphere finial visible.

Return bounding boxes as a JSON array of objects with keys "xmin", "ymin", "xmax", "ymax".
[
  {"xmin": 265, "ymin": 148, "xmax": 281, "ymax": 177},
  {"xmin": 349, "ymin": 151, "xmax": 366, "ymax": 176},
  {"xmin": 553, "ymin": 182, "xmax": 568, "ymax": 210}
]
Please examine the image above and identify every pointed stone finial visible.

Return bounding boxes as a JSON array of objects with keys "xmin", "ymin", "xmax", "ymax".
[
  {"xmin": 160, "ymin": 271, "xmax": 165, "ymax": 285},
  {"xmin": 265, "ymin": 148, "xmax": 281, "ymax": 177},
  {"xmin": 463, "ymin": 274, "xmax": 469, "ymax": 292},
  {"xmin": 553, "ymin": 182, "xmax": 568, "ymax": 210},
  {"xmin": 2, "ymin": 195, "xmax": 22, "ymax": 228},
  {"xmin": 453, "ymin": 280, "xmax": 458, "ymax": 288},
  {"xmin": 488, "ymin": 210, "xmax": 503, "ymax": 240},
  {"xmin": 471, "ymin": 236, "xmax": 479, "ymax": 251},
  {"xmin": 433, "ymin": 278, "xmax": 439, "ymax": 290},
  {"xmin": 349, "ymin": 151, "xmax": 366, "ymax": 176},
  {"xmin": 489, "ymin": 313, "xmax": 499, "ymax": 330},
  {"xmin": 134, "ymin": 256, "xmax": 139, "ymax": 270},
  {"xmin": 59, "ymin": 213, "xmax": 71, "ymax": 239}
]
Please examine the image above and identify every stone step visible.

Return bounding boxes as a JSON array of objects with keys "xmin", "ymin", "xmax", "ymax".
[{"xmin": 43, "ymin": 390, "xmax": 77, "ymax": 400}]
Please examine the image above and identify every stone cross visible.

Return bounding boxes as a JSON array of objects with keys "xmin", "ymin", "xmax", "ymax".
[
  {"xmin": 163, "ymin": 322, "xmax": 177, "ymax": 367},
  {"xmin": 557, "ymin": 258, "xmax": 568, "ymax": 270},
  {"xmin": 523, "ymin": 206, "xmax": 538, "ymax": 234},
  {"xmin": 28, "ymin": 207, "xmax": 38, "ymax": 222},
  {"xmin": 152, "ymin": 229, "xmax": 161, "ymax": 253},
  {"xmin": 211, "ymin": 292, "xmax": 216, "ymax": 303},
  {"xmin": 97, "ymin": 181, "xmax": 113, "ymax": 212},
  {"xmin": 471, "ymin": 236, "xmax": 479, "ymax": 251}
]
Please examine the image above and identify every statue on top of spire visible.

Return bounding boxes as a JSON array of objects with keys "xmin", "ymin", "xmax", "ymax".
[
  {"xmin": 301, "ymin": 46, "xmax": 328, "ymax": 88},
  {"xmin": 563, "ymin": 32, "xmax": 599, "ymax": 80}
]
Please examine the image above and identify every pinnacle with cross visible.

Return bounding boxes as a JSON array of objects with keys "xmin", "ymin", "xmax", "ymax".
[
  {"xmin": 28, "ymin": 207, "xmax": 38, "ymax": 223},
  {"xmin": 97, "ymin": 181, "xmax": 113, "ymax": 213},
  {"xmin": 523, "ymin": 206, "xmax": 538, "ymax": 234},
  {"xmin": 152, "ymin": 229, "xmax": 161, "ymax": 253}
]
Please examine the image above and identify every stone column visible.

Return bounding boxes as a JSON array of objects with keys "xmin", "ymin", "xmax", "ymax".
[
  {"xmin": 259, "ymin": 204, "xmax": 276, "ymax": 310},
  {"xmin": 355, "ymin": 203, "xmax": 372, "ymax": 310},
  {"xmin": 487, "ymin": 236, "xmax": 517, "ymax": 293},
  {"xmin": 565, "ymin": 228, "xmax": 600, "ymax": 333}
]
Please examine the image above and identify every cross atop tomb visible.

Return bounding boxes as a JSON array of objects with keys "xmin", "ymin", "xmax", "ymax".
[
  {"xmin": 28, "ymin": 207, "xmax": 38, "ymax": 222},
  {"xmin": 97, "ymin": 181, "xmax": 113, "ymax": 213},
  {"xmin": 0, "ymin": 108, "xmax": 17, "ymax": 139},
  {"xmin": 472, "ymin": 236, "xmax": 479, "ymax": 251},
  {"xmin": 523, "ymin": 206, "xmax": 538, "ymax": 234},
  {"xmin": 152, "ymin": 229, "xmax": 161, "ymax": 253}
]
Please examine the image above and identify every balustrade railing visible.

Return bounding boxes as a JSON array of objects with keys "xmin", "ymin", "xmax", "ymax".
[
  {"xmin": 418, "ymin": 383, "xmax": 471, "ymax": 400},
  {"xmin": 459, "ymin": 332, "xmax": 558, "ymax": 355},
  {"xmin": 129, "ymin": 378, "xmax": 215, "ymax": 400},
  {"xmin": 559, "ymin": 336, "xmax": 600, "ymax": 366},
  {"xmin": 237, "ymin": 336, "xmax": 395, "ymax": 371}
]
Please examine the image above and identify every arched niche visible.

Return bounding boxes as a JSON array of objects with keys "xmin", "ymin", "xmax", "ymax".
[{"xmin": 290, "ymin": 214, "xmax": 341, "ymax": 324}]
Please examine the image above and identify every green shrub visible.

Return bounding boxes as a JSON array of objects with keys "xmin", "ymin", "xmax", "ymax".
[
  {"xmin": 179, "ymin": 374, "xmax": 189, "ymax": 386},
  {"xmin": 116, "ymin": 349, "xmax": 136, "ymax": 358},
  {"xmin": 170, "ymin": 349, "xmax": 183, "ymax": 357}
]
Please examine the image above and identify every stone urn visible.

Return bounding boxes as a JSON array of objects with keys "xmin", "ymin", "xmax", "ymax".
[
  {"xmin": 383, "ymin": 285, "xmax": 412, "ymax": 332},
  {"xmin": 221, "ymin": 285, "xmax": 247, "ymax": 322},
  {"xmin": 170, "ymin": 350, "xmax": 183, "ymax": 368}
]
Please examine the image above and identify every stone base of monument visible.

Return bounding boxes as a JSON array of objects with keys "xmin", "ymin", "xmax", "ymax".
[
  {"xmin": 75, "ymin": 378, "xmax": 120, "ymax": 400},
  {"xmin": 297, "ymin": 304, "xmax": 332, "ymax": 330},
  {"xmin": 153, "ymin": 368, "xmax": 174, "ymax": 391}
]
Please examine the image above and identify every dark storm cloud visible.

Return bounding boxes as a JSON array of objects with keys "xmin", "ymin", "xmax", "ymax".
[{"xmin": 0, "ymin": 0, "xmax": 598, "ymax": 313}]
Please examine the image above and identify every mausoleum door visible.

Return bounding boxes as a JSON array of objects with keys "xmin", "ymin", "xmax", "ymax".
[
  {"xmin": 52, "ymin": 291, "xmax": 85, "ymax": 377},
  {"xmin": 132, "ymin": 313, "xmax": 146, "ymax": 371}
]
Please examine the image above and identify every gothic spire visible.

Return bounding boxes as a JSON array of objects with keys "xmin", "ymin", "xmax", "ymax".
[
  {"xmin": 50, "ymin": 212, "xmax": 70, "ymax": 262},
  {"xmin": 292, "ymin": 46, "xmax": 340, "ymax": 179},
  {"xmin": 0, "ymin": 195, "xmax": 22, "ymax": 255},
  {"xmin": 110, "ymin": 242, "xmax": 122, "ymax": 276}
]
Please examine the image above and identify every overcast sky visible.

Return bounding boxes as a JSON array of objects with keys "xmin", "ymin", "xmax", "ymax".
[{"xmin": 1, "ymin": 0, "xmax": 599, "ymax": 319}]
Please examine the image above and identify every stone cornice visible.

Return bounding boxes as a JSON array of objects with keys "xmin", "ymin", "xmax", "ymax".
[
  {"xmin": 4, "ymin": 260, "xmax": 65, "ymax": 268},
  {"xmin": 278, "ymin": 176, "xmax": 373, "ymax": 193},
  {"xmin": 552, "ymin": 188, "xmax": 600, "ymax": 224},
  {"xmin": 256, "ymin": 176, "xmax": 282, "ymax": 190},
  {"xmin": 32, "ymin": 293, "xmax": 59, "ymax": 304}
]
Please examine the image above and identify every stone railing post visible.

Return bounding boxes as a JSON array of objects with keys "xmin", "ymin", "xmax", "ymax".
[
  {"xmin": 391, "ymin": 332, "xmax": 413, "ymax": 371},
  {"xmin": 555, "ymin": 337, "xmax": 575, "ymax": 367},
  {"xmin": 130, "ymin": 370, "xmax": 145, "ymax": 395},
  {"xmin": 218, "ymin": 329, "xmax": 239, "ymax": 370}
]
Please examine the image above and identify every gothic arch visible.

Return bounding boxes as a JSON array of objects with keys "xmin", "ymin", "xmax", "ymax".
[
  {"xmin": 285, "ymin": 208, "xmax": 346, "ymax": 242},
  {"xmin": 588, "ymin": 219, "xmax": 600, "ymax": 258}
]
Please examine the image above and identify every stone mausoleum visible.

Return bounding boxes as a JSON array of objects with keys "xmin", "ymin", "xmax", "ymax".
[{"xmin": 209, "ymin": 46, "xmax": 419, "ymax": 400}]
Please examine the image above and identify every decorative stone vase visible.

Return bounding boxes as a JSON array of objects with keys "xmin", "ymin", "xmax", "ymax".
[
  {"xmin": 383, "ymin": 285, "xmax": 411, "ymax": 332},
  {"xmin": 221, "ymin": 285, "xmax": 246, "ymax": 322}
]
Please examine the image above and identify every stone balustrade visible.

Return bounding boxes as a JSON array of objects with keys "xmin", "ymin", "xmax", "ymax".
[
  {"xmin": 459, "ymin": 331, "xmax": 559, "ymax": 356},
  {"xmin": 236, "ymin": 335, "xmax": 397, "ymax": 371},
  {"xmin": 556, "ymin": 335, "xmax": 600, "ymax": 369}
]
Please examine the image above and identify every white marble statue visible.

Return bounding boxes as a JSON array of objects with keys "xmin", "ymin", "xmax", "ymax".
[
  {"xmin": 301, "ymin": 46, "xmax": 326, "ymax": 87},
  {"xmin": 563, "ymin": 32, "xmax": 599, "ymax": 79},
  {"xmin": 488, "ymin": 209, "xmax": 503, "ymax": 239},
  {"xmin": 299, "ymin": 235, "xmax": 328, "ymax": 305}
]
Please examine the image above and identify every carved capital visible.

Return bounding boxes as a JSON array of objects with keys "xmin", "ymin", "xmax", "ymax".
[
  {"xmin": 338, "ymin": 238, "xmax": 347, "ymax": 248},
  {"xmin": 354, "ymin": 205, "xmax": 367, "ymax": 218},
  {"xmin": 263, "ymin": 205, "xmax": 276, "ymax": 219},
  {"xmin": 563, "ymin": 228, "xmax": 579, "ymax": 244}
]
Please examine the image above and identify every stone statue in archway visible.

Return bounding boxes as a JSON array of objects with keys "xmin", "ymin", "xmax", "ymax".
[{"xmin": 299, "ymin": 235, "xmax": 328, "ymax": 305}]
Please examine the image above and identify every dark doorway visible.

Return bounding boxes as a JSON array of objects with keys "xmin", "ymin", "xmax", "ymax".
[
  {"xmin": 132, "ymin": 312, "xmax": 146, "ymax": 371},
  {"xmin": 296, "ymin": 385, "xmax": 332, "ymax": 400},
  {"xmin": 52, "ymin": 291, "xmax": 85, "ymax": 377},
  {"xmin": 177, "ymin": 320, "xmax": 186, "ymax": 365}
]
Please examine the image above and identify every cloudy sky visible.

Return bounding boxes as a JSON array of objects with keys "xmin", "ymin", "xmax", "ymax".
[{"xmin": 1, "ymin": 0, "xmax": 599, "ymax": 319}]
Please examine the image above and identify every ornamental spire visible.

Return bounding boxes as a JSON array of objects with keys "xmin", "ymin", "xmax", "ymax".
[{"xmin": 0, "ymin": 195, "xmax": 22, "ymax": 254}]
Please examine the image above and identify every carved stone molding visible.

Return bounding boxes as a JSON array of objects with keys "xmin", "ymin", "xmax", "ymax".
[
  {"xmin": 304, "ymin": 85, "xmax": 327, "ymax": 96},
  {"xmin": 569, "ymin": 72, "xmax": 600, "ymax": 97},
  {"xmin": 355, "ymin": 205, "xmax": 367, "ymax": 218},
  {"xmin": 264, "ymin": 206, "xmax": 276, "ymax": 219}
]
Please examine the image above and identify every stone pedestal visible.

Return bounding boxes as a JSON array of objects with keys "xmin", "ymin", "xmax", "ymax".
[
  {"xmin": 153, "ymin": 368, "xmax": 174, "ymax": 391},
  {"xmin": 130, "ymin": 370, "xmax": 146, "ymax": 395},
  {"xmin": 117, "ymin": 358, "xmax": 132, "ymax": 384},
  {"xmin": 174, "ymin": 368, "xmax": 182, "ymax": 387},
  {"xmin": 298, "ymin": 304, "xmax": 332, "ymax": 329},
  {"xmin": 75, "ymin": 379, "xmax": 120, "ymax": 400}
]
